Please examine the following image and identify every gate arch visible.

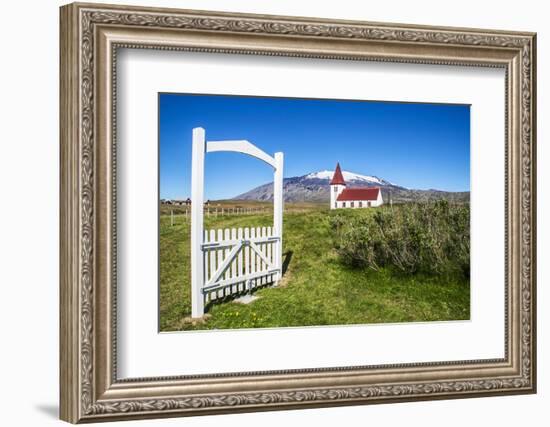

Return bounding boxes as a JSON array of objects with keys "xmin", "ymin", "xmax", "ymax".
[{"xmin": 190, "ymin": 127, "xmax": 284, "ymax": 318}]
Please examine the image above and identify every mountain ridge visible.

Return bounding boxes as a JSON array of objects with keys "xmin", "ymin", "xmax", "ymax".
[{"xmin": 234, "ymin": 170, "xmax": 469, "ymax": 204}]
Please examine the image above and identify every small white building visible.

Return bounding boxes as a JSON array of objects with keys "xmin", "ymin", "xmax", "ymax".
[{"xmin": 330, "ymin": 163, "xmax": 383, "ymax": 209}]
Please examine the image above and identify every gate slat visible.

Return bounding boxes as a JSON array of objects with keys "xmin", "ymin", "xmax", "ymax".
[
  {"xmin": 205, "ymin": 229, "xmax": 211, "ymax": 300},
  {"xmin": 204, "ymin": 229, "xmax": 209, "ymax": 299},
  {"xmin": 237, "ymin": 227, "xmax": 243, "ymax": 292},
  {"xmin": 217, "ymin": 229, "xmax": 223, "ymax": 299},
  {"xmin": 261, "ymin": 226, "xmax": 267, "ymax": 285},
  {"xmin": 257, "ymin": 226, "xmax": 263, "ymax": 284},
  {"xmin": 267, "ymin": 226, "xmax": 272, "ymax": 284},
  {"xmin": 221, "ymin": 228, "xmax": 231, "ymax": 293},
  {"xmin": 209, "ymin": 229, "xmax": 216, "ymax": 300},
  {"xmin": 258, "ymin": 226, "xmax": 262, "ymax": 286},
  {"xmin": 224, "ymin": 228, "xmax": 230, "ymax": 296},
  {"xmin": 256, "ymin": 227, "xmax": 262, "ymax": 286},
  {"xmin": 244, "ymin": 227, "xmax": 250, "ymax": 291},
  {"xmin": 231, "ymin": 228, "xmax": 237, "ymax": 293},
  {"xmin": 274, "ymin": 228, "xmax": 277, "ymax": 283},
  {"xmin": 203, "ymin": 230, "xmax": 209, "ymax": 303},
  {"xmin": 268, "ymin": 226, "xmax": 272, "ymax": 279},
  {"xmin": 250, "ymin": 227, "xmax": 256, "ymax": 289}
]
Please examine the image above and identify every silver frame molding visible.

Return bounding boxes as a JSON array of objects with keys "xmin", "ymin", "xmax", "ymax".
[{"xmin": 60, "ymin": 2, "xmax": 537, "ymax": 423}]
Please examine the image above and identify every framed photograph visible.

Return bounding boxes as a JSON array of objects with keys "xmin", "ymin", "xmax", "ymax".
[{"xmin": 60, "ymin": 2, "xmax": 537, "ymax": 423}]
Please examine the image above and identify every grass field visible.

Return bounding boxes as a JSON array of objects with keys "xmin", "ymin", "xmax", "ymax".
[{"xmin": 159, "ymin": 201, "xmax": 470, "ymax": 331}]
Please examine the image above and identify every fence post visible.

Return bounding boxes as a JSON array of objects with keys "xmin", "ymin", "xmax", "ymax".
[
  {"xmin": 273, "ymin": 152, "xmax": 284, "ymax": 283},
  {"xmin": 171, "ymin": 209, "xmax": 174, "ymax": 227},
  {"xmin": 191, "ymin": 127, "xmax": 205, "ymax": 318}
]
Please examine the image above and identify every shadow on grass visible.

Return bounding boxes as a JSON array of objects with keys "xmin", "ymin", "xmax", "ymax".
[{"xmin": 282, "ymin": 250, "xmax": 293, "ymax": 276}]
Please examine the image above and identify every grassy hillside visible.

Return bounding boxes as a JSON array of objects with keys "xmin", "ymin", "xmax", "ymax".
[{"xmin": 159, "ymin": 202, "xmax": 470, "ymax": 331}]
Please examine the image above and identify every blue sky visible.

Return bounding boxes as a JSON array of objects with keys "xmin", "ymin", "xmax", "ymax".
[{"xmin": 159, "ymin": 93, "xmax": 470, "ymax": 200}]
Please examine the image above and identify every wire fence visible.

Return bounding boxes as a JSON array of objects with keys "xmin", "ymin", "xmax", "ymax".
[{"xmin": 165, "ymin": 207, "xmax": 271, "ymax": 226}]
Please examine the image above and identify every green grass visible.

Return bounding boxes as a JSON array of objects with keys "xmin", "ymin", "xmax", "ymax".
[{"xmin": 159, "ymin": 205, "xmax": 470, "ymax": 331}]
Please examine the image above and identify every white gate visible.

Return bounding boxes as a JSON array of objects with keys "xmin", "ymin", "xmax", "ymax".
[{"xmin": 190, "ymin": 127, "xmax": 284, "ymax": 317}]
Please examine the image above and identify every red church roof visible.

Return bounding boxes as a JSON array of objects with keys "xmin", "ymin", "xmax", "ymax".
[
  {"xmin": 330, "ymin": 163, "xmax": 346, "ymax": 186},
  {"xmin": 337, "ymin": 187, "xmax": 380, "ymax": 202}
]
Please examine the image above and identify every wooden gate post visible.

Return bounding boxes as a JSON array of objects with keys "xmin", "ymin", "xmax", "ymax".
[
  {"xmin": 273, "ymin": 152, "xmax": 284, "ymax": 283},
  {"xmin": 191, "ymin": 127, "xmax": 205, "ymax": 318}
]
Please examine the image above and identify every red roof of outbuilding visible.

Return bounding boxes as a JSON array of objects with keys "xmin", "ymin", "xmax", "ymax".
[
  {"xmin": 330, "ymin": 163, "xmax": 346, "ymax": 186},
  {"xmin": 336, "ymin": 187, "xmax": 380, "ymax": 202}
]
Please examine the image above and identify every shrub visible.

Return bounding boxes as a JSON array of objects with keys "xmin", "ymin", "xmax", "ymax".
[{"xmin": 330, "ymin": 201, "xmax": 470, "ymax": 277}]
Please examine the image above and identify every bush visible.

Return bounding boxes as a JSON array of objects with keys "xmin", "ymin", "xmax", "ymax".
[{"xmin": 330, "ymin": 201, "xmax": 470, "ymax": 277}]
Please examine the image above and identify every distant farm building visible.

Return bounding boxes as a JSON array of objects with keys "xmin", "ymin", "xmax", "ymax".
[
  {"xmin": 162, "ymin": 198, "xmax": 194, "ymax": 206},
  {"xmin": 330, "ymin": 163, "xmax": 383, "ymax": 209}
]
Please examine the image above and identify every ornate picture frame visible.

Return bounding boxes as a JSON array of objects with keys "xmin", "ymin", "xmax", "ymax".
[{"xmin": 60, "ymin": 2, "xmax": 536, "ymax": 423}]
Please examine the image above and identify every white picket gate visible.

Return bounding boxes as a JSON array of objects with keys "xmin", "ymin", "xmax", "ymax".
[
  {"xmin": 201, "ymin": 226, "xmax": 280, "ymax": 303},
  {"xmin": 190, "ymin": 127, "xmax": 284, "ymax": 317}
]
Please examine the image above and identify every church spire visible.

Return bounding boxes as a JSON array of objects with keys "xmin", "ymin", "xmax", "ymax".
[{"xmin": 330, "ymin": 162, "xmax": 346, "ymax": 186}]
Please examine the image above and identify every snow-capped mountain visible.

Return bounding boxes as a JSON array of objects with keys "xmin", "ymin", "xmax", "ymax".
[
  {"xmin": 304, "ymin": 170, "xmax": 395, "ymax": 187},
  {"xmin": 234, "ymin": 170, "xmax": 468, "ymax": 204}
]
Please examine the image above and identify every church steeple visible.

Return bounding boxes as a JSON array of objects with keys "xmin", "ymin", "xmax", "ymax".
[
  {"xmin": 330, "ymin": 162, "xmax": 346, "ymax": 186},
  {"xmin": 330, "ymin": 163, "xmax": 346, "ymax": 210}
]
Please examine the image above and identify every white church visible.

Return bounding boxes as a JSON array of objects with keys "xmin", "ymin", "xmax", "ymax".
[{"xmin": 330, "ymin": 163, "xmax": 384, "ymax": 209}]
